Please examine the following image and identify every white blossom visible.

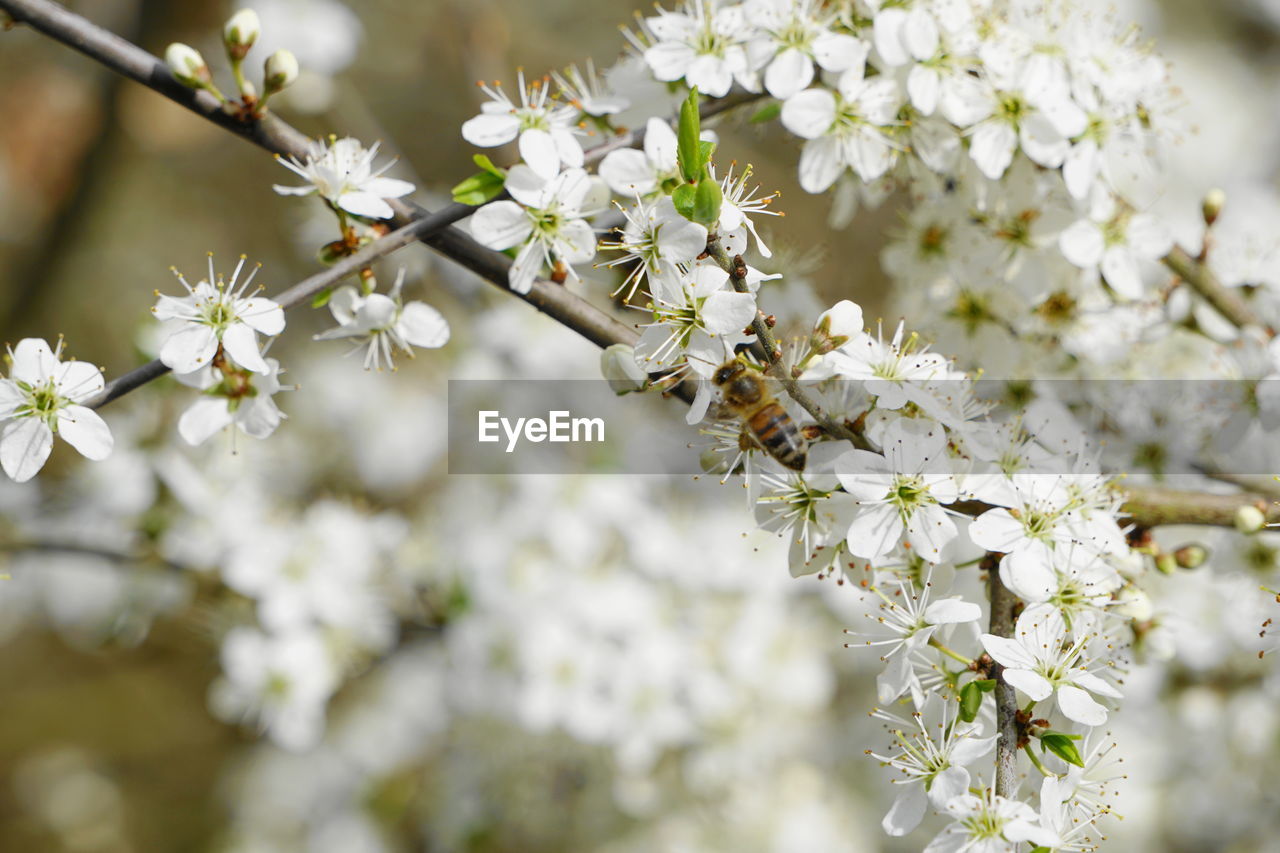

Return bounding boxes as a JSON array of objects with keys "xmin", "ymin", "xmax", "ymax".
[
  {"xmin": 462, "ymin": 70, "xmax": 585, "ymax": 180},
  {"xmin": 153, "ymin": 255, "xmax": 285, "ymax": 375},
  {"xmin": 0, "ymin": 338, "xmax": 112, "ymax": 482},
  {"xmin": 469, "ymin": 165, "xmax": 601, "ymax": 293},
  {"xmin": 313, "ymin": 270, "xmax": 450, "ymax": 369},
  {"xmin": 980, "ymin": 603, "xmax": 1122, "ymax": 726},
  {"xmin": 274, "ymin": 137, "xmax": 415, "ymax": 219}
]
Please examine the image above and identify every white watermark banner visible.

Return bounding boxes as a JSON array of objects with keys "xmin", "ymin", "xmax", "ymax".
[{"xmin": 448, "ymin": 378, "xmax": 1280, "ymax": 476}]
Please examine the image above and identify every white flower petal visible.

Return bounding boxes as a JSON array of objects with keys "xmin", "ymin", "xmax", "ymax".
[
  {"xmin": 780, "ymin": 88, "xmax": 837, "ymax": 140},
  {"xmin": 337, "ymin": 191, "xmax": 395, "ymax": 220},
  {"xmin": 10, "ymin": 338, "xmax": 56, "ymax": 385},
  {"xmin": 1057, "ymin": 684, "xmax": 1108, "ymax": 725},
  {"xmin": 56, "ymin": 405, "xmax": 113, "ymax": 460},
  {"xmin": 882, "ymin": 781, "xmax": 928, "ymax": 837},
  {"xmin": 1003, "ymin": 668, "xmax": 1053, "ymax": 701},
  {"xmin": 238, "ymin": 298, "xmax": 286, "ymax": 336},
  {"xmin": 219, "ymin": 323, "xmax": 267, "ymax": 374},
  {"xmin": 797, "ymin": 136, "xmax": 844, "ymax": 194},
  {"xmin": 398, "ymin": 302, "xmax": 451, "ymax": 348},
  {"xmin": 519, "ymin": 128, "xmax": 562, "ymax": 181},
  {"xmin": 179, "ymin": 396, "xmax": 235, "ymax": 445},
  {"xmin": 599, "ymin": 149, "xmax": 656, "ymax": 195},
  {"xmin": 923, "ymin": 598, "xmax": 982, "ymax": 625},
  {"xmin": 54, "ymin": 360, "xmax": 105, "ymax": 402},
  {"xmin": 1059, "ymin": 220, "xmax": 1106, "ymax": 268},
  {"xmin": 979, "ymin": 633, "xmax": 1036, "ymax": 670},
  {"xmin": 471, "ymin": 201, "xmax": 533, "ymax": 251},
  {"xmin": 1, "ymin": 417, "xmax": 53, "ymax": 482},
  {"xmin": 764, "ymin": 48, "xmax": 813, "ymax": 100},
  {"xmin": 160, "ymin": 324, "xmax": 220, "ymax": 373},
  {"xmin": 461, "ymin": 112, "xmax": 520, "ymax": 147}
]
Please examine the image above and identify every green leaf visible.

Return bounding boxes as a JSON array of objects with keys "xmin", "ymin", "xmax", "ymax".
[
  {"xmin": 698, "ymin": 138, "xmax": 717, "ymax": 168},
  {"xmin": 451, "ymin": 170, "xmax": 506, "ymax": 206},
  {"xmin": 677, "ymin": 87, "xmax": 702, "ymax": 184},
  {"xmin": 1039, "ymin": 731, "xmax": 1085, "ymax": 768},
  {"xmin": 974, "ymin": 678, "xmax": 997, "ymax": 693},
  {"xmin": 672, "ymin": 182, "xmax": 697, "ymax": 221},
  {"xmin": 692, "ymin": 176, "xmax": 722, "ymax": 226},
  {"xmin": 958, "ymin": 680, "xmax": 984, "ymax": 723},
  {"xmin": 310, "ymin": 286, "xmax": 333, "ymax": 308},
  {"xmin": 1029, "ymin": 848, "xmax": 1052, "ymax": 853},
  {"xmin": 750, "ymin": 102, "xmax": 781, "ymax": 123},
  {"xmin": 472, "ymin": 153, "xmax": 506, "ymax": 177}
]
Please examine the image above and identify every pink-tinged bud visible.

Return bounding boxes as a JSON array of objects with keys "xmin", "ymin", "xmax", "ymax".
[
  {"xmin": 223, "ymin": 9, "xmax": 260, "ymax": 59},
  {"xmin": 601, "ymin": 344, "xmax": 646, "ymax": 395},
  {"xmin": 166, "ymin": 43, "xmax": 211, "ymax": 88},
  {"xmin": 1235, "ymin": 504, "xmax": 1266, "ymax": 534},
  {"xmin": 811, "ymin": 300, "xmax": 864, "ymax": 354},
  {"xmin": 263, "ymin": 49, "xmax": 299, "ymax": 94}
]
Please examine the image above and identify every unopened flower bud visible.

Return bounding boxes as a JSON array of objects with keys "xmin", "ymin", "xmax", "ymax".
[
  {"xmin": 166, "ymin": 43, "xmax": 211, "ymax": 88},
  {"xmin": 1234, "ymin": 504, "xmax": 1266, "ymax": 535},
  {"xmin": 1154, "ymin": 552, "xmax": 1177, "ymax": 575},
  {"xmin": 1202, "ymin": 188, "xmax": 1226, "ymax": 228},
  {"xmin": 263, "ymin": 49, "xmax": 299, "ymax": 94},
  {"xmin": 223, "ymin": 9, "xmax": 260, "ymax": 59},
  {"xmin": 601, "ymin": 344, "xmax": 646, "ymax": 395},
  {"xmin": 811, "ymin": 300, "xmax": 864, "ymax": 354},
  {"xmin": 1173, "ymin": 544, "xmax": 1209, "ymax": 569}
]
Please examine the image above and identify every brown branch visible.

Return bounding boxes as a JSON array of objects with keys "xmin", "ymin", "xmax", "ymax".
[
  {"xmin": 4, "ymin": 0, "xmax": 1276, "ymax": 526},
  {"xmin": 1118, "ymin": 482, "xmax": 1278, "ymax": 528},
  {"xmin": 1163, "ymin": 246, "xmax": 1262, "ymax": 332}
]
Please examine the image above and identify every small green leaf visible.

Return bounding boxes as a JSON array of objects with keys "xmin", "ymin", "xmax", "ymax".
[
  {"xmin": 1039, "ymin": 731, "xmax": 1085, "ymax": 768},
  {"xmin": 310, "ymin": 287, "xmax": 333, "ymax": 308},
  {"xmin": 958, "ymin": 682, "xmax": 981, "ymax": 722},
  {"xmin": 451, "ymin": 170, "xmax": 506, "ymax": 206},
  {"xmin": 1029, "ymin": 848, "xmax": 1052, "ymax": 853},
  {"xmin": 974, "ymin": 678, "xmax": 997, "ymax": 693},
  {"xmin": 750, "ymin": 102, "xmax": 781, "ymax": 123},
  {"xmin": 692, "ymin": 176, "xmax": 722, "ymax": 226},
  {"xmin": 472, "ymin": 153, "xmax": 506, "ymax": 177},
  {"xmin": 677, "ymin": 87, "xmax": 702, "ymax": 184},
  {"xmin": 672, "ymin": 182, "xmax": 697, "ymax": 221},
  {"xmin": 698, "ymin": 138, "xmax": 717, "ymax": 168}
]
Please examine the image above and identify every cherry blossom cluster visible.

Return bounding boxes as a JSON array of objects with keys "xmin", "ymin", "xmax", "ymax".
[
  {"xmin": 7, "ymin": 0, "xmax": 1280, "ymax": 847},
  {"xmin": 441, "ymin": 1, "xmax": 1219, "ymax": 848}
]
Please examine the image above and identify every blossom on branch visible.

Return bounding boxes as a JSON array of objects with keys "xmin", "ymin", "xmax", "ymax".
[
  {"xmin": 274, "ymin": 136, "xmax": 415, "ymax": 220},
  {"xmin": 313, "ymin": 269, "xmax": 450, "ymax": 370},
  {"xmin": 153, "ymin": 254, "xmax": 285, "ymax": 375},
  {"xmin": 0, "ymin": 338, "xmax": 113, "ymax": 482},
  {"xmin": 469, "ymin": 165, "xmax": 603, "ymax": 294},
  {"xmin": 462, "ymin": 71, "xmax": 586, "ymax": 181}
]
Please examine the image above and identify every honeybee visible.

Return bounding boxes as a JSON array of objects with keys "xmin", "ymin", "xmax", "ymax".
[{"xmin": 712, "ymin": 359, "xmax": 807, "ymax": 471}]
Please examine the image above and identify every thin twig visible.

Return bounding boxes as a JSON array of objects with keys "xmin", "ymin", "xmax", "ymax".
[
  {"xmin": 5, "ymin": 0, "xmax": 1277, "ymax": 527},
  {"xmin": 1163, "ymin": 246, "xmax": 1261, "ymax": 332},
  {"xmin": 0, "ymin": 0, "xmax": 748, "ymax": 407},
  {"xmin": 88, "ymin": 210, "xmax": 461, "ymax": 408},
  {"xmin": 705, "ymin": 236, "xmax": 868, "ymax": 447}
]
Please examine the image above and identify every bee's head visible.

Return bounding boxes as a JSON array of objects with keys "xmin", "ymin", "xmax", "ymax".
[{"xmin": 713, "ymin": 361, "xmax": 743, "ymax": 387}]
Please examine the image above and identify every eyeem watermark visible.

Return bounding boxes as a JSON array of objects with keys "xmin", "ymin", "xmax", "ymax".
[{"xmin": 478, "ymin": 409, "xmax": 605, "ymax": 452}]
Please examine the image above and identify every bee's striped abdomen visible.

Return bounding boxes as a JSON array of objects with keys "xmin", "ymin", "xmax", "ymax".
[{"xmin": 747, "ymin": 403, "xmax": 807, "ymax": 471}]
